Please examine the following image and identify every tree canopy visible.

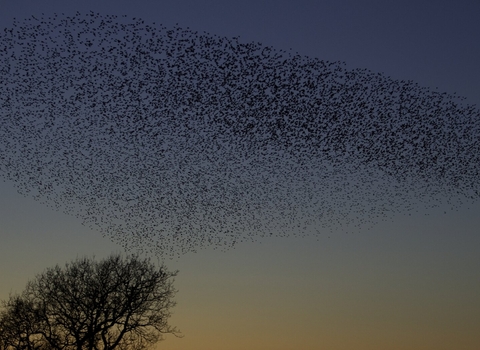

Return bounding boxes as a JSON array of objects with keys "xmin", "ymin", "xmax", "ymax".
[{"xmin": 0, "ymin": 254, "xmax": 180, "ymax": 350}]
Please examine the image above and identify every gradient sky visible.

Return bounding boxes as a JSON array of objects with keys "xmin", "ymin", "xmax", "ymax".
[{"xmin": 1, "ymin": 1, "xmax": 480, "ymax": 349}]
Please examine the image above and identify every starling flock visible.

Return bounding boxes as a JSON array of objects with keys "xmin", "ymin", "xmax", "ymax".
[{"xmin": 0, "ymin": 12, "xmax": 478, "ymax": 257}]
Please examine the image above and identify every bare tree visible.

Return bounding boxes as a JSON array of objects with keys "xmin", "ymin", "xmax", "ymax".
[
  {"xmin": 0, "ymin": 294, "xmax": 47, "ymax": 350},
  {"xmin": 0, "ymin": 254, "xmax": 180, "ymax": 350}
]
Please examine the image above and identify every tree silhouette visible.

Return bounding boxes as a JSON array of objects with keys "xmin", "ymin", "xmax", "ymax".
[{"xmin": 0, "ymin": 254, "xmax": 180, "ymax": 350}]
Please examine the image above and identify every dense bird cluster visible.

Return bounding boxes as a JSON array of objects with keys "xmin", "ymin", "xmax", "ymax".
[{"xmin": 1, "ymin": 12, "xmax": 479, "ymax": 257}]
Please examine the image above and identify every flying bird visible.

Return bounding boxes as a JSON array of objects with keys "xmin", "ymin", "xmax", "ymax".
[{"xmin": 0, "ymin": 12, "xmax": 478, "ymax": 257}]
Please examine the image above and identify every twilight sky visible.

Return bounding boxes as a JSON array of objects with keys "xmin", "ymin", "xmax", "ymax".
[{"xmin": 1, "ymin": 1, "xmax": 480, "ymax": 350}]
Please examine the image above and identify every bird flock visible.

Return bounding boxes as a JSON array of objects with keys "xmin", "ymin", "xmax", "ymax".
[{"xmin": 1, "ymin": 12, "xmax": 479, "ymax": 257}]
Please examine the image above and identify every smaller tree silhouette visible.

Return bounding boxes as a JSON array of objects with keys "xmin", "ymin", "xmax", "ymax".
[
  {"xmin": 0, "ymin": 294, "xmax": 46, "ymax": 350},
  {"xmin": 0, "ymin": 254, "xmax": 180, "ymax": 350}
]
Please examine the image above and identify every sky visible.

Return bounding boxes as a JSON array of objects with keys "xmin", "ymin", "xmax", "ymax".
[{"xmin": 1, "ymin": 1, "xmax": 480, "ymax": 349}]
